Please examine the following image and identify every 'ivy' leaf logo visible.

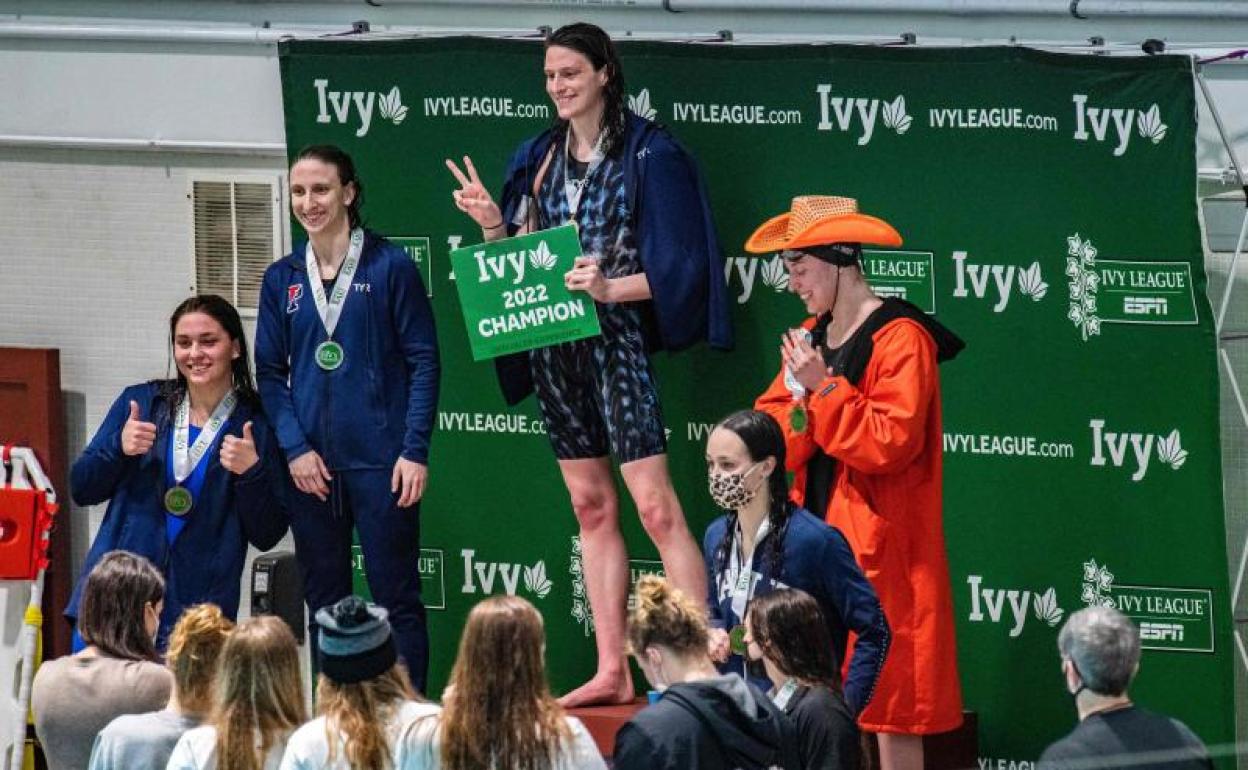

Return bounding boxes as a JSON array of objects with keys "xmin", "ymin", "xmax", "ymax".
[
  {"xmin": 1032, "ymin": 587, "xmax": 1064, "ymax": 627},
  {"xmin": 529, "ymin": 241, "xmax": 557, "ymax": 270},
  {"xmin": 523, "ymin": 561, "xmax": 552, "ymax": 599},
  {"xmin": 1157, "ymin": 429, "xmax": 1188, "ymax": 470},
  {"xmin": 629, "ymin": 88, "xmax": 657, "ymax": 121},
  {"xmin": 881, "ymin": 95, "xmax": 913, "ymax": 135},
  {"xmin": 1017, "ymin": 262, "xmax": 1048, "ymax": 301},
  {"xmin": 761, "ymin": 256, "xmax": 789, "ymax": 292},
  {"xmin": 1136, "ymin": 104, "xmax": 1167, "ymax": 144},
  {"xmin": 378, "ymin": 86, "xmax": 409, "ymax": 126}
]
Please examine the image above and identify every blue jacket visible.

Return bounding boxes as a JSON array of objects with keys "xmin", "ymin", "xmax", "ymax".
[
  {"xmin": 67, "ymin": 381, "xmax": 289, "ymax": 640},
  {"xmin": 493, "ymin": 112, "xmax": 734, "ymax": 405},
  {"xmin": 704, "ymin": 507, "xmax": 890, "ymax": 716},
  {"xmin": 255, "ymin": 231, "xmax": 440, "ymax": 469}
]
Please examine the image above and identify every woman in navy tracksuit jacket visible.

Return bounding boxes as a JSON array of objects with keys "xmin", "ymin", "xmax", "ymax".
[
  {"xmin": 703, "ymin": 410, "xmax": 890, "ymax": 717},
  {"xmin": 68, "ymin": 295, "xmax": 288, "ymax": 649},
  {"xmin": 255, "ymin": 145, "xmax": 439, "ymax": 691}
]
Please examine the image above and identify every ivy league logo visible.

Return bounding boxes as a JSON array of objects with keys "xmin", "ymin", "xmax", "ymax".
[
  {"xmin": 1066, "ymin": 234, "xmax": 1199, "ymax": 340},
  {"xmin": 1080, "ymin": 558, "xmax": 1214, "ymax": 653},
  {"xmin": 1088, "ymin": 420, "xmax": 1188, "ymax": 482},
  {"xmin": 966, "ymin": 574, "xmax": 1064, "ymax": 637},
  {"xmin": 951, "ymin": 252, "xmax": 1047, "ymax": 313},
  {"xmin": 1072, "ymin": 95, "xmax": 1167, "ymax": 156},
  {"xmin": 461, "ymin": 549, "xmax": 552, "ymax": 599},
  {"xmin": 815, "ymin": 85, "xmax": 912, "ymax": 145},
  {"xmin": 314, "ymin": 80, "xmax": 408, "ymax": 137}
]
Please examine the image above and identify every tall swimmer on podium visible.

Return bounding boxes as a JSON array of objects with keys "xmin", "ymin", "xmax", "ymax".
[{"xmin": 447, "ymin": 23, "xmax": 732, "ymax": 706}]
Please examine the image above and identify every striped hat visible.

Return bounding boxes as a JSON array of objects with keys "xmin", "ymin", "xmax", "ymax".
[{"xmin": 315, "ymin": 595, "xmax": 397, "ymax": 684}]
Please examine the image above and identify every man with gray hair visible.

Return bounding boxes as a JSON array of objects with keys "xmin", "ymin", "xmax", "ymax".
[{"xmin": 1039, "ymin": 605, "xmax": 1212, "ymax": 770}]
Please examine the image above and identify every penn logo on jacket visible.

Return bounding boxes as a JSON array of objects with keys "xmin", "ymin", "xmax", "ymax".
[{"xmin": 286, "ymin": 284, "xmax": 304, "ymax": 314}]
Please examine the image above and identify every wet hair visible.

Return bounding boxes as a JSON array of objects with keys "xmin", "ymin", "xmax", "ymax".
[
  {"xmin": 165, "ymin": 603, "xmax": 234, "ymax": 717},
  {"xmin": 545, "ymin": 23, "xmax": 627, "ymax": 157},
  {"xmin": 77, "ymin": 550, "xmax": 165, "ymax": 662},
  {"xmin": 160, "ymin": 294, "xmax": 260, "ymax": 412},
  {"xmin": 747, "ymin": 589, "xmax": 840, "ymax": 692},
  {"xmin": 213, "ymin": 616, "xmax": 306, "ymax": 770},
  {"xmin": 627, "ymin": 575, "xmax": 708, "ymax": 657},
  {"xmin": 316, "ymin": 664, "xmax": 417, "ymax": 770},
  {"xmin": 710, "ymin": 410, "xmax": 793, "ymax": 582},
  {"xmin": 294, "ymin": 144, "xmax": 365, "ymax": 229},
  {"xmin": 1057, "ymin": 606, "xmax": 1140, "ymax": 696},
  {"xmin": 440, "ymin": 595, "xmax": 571, "ymax": 770}
]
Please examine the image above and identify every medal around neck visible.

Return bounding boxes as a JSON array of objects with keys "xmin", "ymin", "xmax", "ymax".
[
  {"xmin": 729, "ymin": 624, "xmax": 749, "ymax": 656},
  {"xmin": 315, "ymin": 340, "xmax": 345, "ymax": 370},
  {"xmin": 785, "ymin": 327, "xmax": 814, "ymax": 433},
  {"xmin": 168, "ymin": 390, "xmax": 238, "ymax": 518},
  {"xmin": 789, "ymin": 404, "xmax": 808, "ymax": 433},
  {"xmin": 164, "ymin": 485, "xmax": 193, "ymax": 516},
  {"xmin": 306, "ymin": 228, "xmax": 364, "ymax": 373}
]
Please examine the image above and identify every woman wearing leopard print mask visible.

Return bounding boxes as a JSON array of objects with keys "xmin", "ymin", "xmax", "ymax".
[{"xmin": 702, "ymin": 409, "xmax": 890, "ymax": 718}]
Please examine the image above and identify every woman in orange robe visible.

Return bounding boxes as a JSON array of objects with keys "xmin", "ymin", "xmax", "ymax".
[{"xmin": 748, "ymin": 196, "xmax": 965, "ymax": 770}]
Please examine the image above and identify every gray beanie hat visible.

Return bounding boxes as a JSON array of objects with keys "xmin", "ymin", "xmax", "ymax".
[{"xmin": 315, "ymin": 595, "xmax": 397, "ymax": 684}]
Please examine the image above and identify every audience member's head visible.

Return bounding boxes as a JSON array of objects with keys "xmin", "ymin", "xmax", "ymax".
[
  {"xmin": 165, "ymin": 604, "xmax": 234, "ymax": 718},
  {"xmin": 439, "ymin": 595, "xmax": 570, "ymax": 770},
  {"xmin": 213, "ymin": 616, "xmax": 305, "ymax": 770},
  {"xmin": 627, "ymin": 575, "xmax": 711, "ymax": 691},
  {"xmin": 746, "ymin": 588, "xmax": 841, "ymax": 692},
  {"xmin": 78, "ymin": 550, "xmax": 165, "ymax": 662},
  {"xmin": 316, "ymin": 595, "xmax": 417, "ymax": 770},
  {"xmin": 1057, "ymin": 605, "xmax": 1141, "ymax": 698}
]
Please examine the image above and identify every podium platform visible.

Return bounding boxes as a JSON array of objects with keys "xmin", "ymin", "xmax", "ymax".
[
  {"xmin": 568, "ymin": 700, "xmax": 979, "ymax": 767},
  {"xmin": 568, "ymin": 698, "xmax": 648, "ymax": 758}
]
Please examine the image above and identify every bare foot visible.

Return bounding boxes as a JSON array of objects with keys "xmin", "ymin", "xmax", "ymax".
[{"xmin": 558, "ymin": 667, "xmax": 634, "ymax": 708}]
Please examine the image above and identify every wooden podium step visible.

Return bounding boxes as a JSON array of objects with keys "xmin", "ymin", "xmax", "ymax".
[
  {"xmin": 567, "ymin": 698, "xmax": 648, "ymax": 758},
  {"xmin": 569, "ymin": 699, "xmax": 979, "ymax": 767}
]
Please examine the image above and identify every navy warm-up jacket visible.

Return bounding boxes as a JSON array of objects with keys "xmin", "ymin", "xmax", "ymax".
[
  {"xmin": 255, "ymin": 231, "xmax": 439, "ymax": 470},
  {"xmin": 67, "ymin": 381, "xmax": 289, "ymax": 639}
]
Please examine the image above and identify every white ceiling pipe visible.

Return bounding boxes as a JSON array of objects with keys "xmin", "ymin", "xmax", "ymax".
[
  {"xmin": 372, "ymin": 0, "xmax": 1248, "ymax": 19},
  {"xmin": 0, "ymin": 134, "xmax": 286, "ymax": 156},
  {"xmin": 671, "ymin": 0, "xmax": 1248, "ymax": 16},
  {"xmin": 0, "ymin": 21, "xmax": 322, "ymax": 44}
]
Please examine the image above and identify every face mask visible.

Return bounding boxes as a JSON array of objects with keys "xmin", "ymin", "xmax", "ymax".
[{"xmin": 708, "ymin": 462, "xmax": 763, "ymax": 510}]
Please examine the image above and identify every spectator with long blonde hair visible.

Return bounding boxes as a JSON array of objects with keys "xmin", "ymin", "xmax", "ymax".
[
  {"xmin": 89, "ymin": 603, "xmax": 234, "ymax": 770},
  {"xmin": 168, "ymin": 615, "xmax": 306, "ymax": 770},
  {"xmin": 281, "ymin": 595, "xmax": 438, "ymax": 770},
  {"xmin": 401, "ymin": 595, "xmax": 605, "ymax": 770}
]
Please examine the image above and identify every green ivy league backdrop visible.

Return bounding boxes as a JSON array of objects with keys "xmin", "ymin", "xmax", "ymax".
[{"xmin": 279, "ymin": 38, "xmax": 1233, "ymax": 764}]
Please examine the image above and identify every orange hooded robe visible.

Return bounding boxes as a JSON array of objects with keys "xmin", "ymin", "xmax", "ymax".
[{"xmin": 756, "ymin": 301, "xmax": 964, "ymax": 734}]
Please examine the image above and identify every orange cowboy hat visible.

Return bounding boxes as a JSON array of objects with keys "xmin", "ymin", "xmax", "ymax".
[{"xmin": 745, "ymin": 195, "xmax": 902, "ymax": 254}]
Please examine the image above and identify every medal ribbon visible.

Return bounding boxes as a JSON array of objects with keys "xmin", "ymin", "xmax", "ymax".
[
  {"xmin": 563, "ymin": 130, "xmax": 605, "ymax": 218},
  {"xmin": 172, "ymin": 390, "xmax": 238, "ymax": 484},
  {"xmin": 305, "ymin": 227, "xmax": 365, "ymax": 341},
  {"xmin": 773, "ymin": 678, "xmax": 800, "ymax": 709},
  {"xmin": 728, "ymin": 517, "xmax": 773, "ymax": 619}
]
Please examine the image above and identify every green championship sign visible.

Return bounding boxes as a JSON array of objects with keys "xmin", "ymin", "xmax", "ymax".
[
  {"xmin": 280, "ymin": 38, "xmax": 1235, "ymax": 767},
  {"xmin": 449, "ymin": 225, "xmax": 601, "ymax": 360}
]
